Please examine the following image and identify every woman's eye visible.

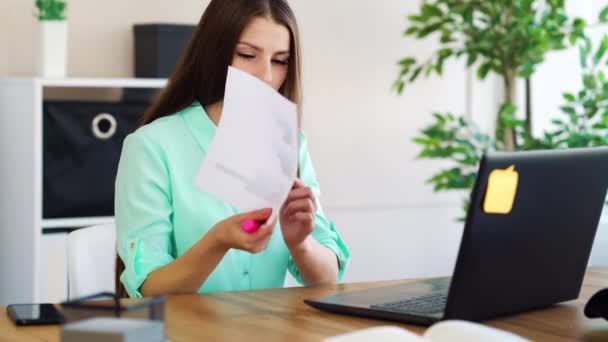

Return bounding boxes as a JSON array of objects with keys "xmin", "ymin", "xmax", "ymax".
[
  {"xmin": 238, "ymin": 53, "xmax": 255, "ymax": 59},
  {"xmin": 272, "ymin": 59, "xmax": 288, "ymax": 65}
]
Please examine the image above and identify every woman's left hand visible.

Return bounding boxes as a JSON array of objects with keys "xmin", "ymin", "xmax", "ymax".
[{"xmin": 280, "ymin": 179, "xmax": 317, "ymax": 249}]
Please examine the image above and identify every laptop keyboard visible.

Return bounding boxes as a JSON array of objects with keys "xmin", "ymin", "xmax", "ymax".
[{"xmin": 371, "ymin": 293, "xmax": 447, "ymax": 315}]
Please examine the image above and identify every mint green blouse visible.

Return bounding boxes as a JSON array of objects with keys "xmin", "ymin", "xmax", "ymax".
[{"xmin": 115, "ymin": 101, "xmax": 350, "ymax": 298}]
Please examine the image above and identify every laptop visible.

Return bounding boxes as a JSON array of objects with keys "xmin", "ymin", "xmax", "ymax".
[{"xmin": 304, "ymin": 147, "xmax": 608, "ymax": 325}]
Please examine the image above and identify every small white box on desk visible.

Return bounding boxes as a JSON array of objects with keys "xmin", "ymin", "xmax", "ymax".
[{"xmin": 61, "ymin": 317, "xmax": 164, "ymax": 342}]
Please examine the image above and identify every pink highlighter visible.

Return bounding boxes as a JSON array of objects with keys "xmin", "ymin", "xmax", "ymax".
[{"xmin": 241, "ymin": 219, "xmax": 261, "ymax": 233}]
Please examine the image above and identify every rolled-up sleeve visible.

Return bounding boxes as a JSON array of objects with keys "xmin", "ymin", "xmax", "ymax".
[
  {"xmin": 288, "ymin": 132, "xmax": 350, "ymax": 284},
  {"xmin": 115, "ymin": 132, "xmax": 175, "ymax": 298}
]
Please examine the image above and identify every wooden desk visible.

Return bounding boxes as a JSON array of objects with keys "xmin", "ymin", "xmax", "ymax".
[{"xmin": 2, "ymin": 267, "xmax": 608, "ymax": 341}]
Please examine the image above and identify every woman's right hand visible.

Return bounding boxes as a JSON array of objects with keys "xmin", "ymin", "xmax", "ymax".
[{"xmin": 210, "ymin": 208, "xmax": 277, "ymax": 253}]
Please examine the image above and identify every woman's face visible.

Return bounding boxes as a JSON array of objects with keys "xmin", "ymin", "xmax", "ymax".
[{"xmin": 232, "ymin": 16, "xmax": 291, "ymax": 91}]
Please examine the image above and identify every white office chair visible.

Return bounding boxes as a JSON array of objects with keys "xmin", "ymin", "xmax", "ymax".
[{"xmin": 66, "ymin": 223, "xmax": 116, "ymax": 299}]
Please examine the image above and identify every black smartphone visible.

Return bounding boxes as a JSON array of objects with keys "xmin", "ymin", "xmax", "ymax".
[{"xmin": 7, "ymin": 303, "xmax": 65, "ymax": 325}]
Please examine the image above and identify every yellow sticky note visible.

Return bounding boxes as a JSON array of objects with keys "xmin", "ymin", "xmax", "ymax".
[{"xmin": 483, "ymin": 165, "xmax": 519, "ymax": 214}]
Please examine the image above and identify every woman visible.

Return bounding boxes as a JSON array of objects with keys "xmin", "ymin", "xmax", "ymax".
[{"xmin": 115, "ymin": 0, "xmax": 350, "ymax": 298}]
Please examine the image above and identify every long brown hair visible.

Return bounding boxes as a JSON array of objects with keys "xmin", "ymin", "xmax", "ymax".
[
  {"xmin": 140, "ymin": 0, "xmax": 302, "ymax": 126},
  {"xmin": 116, "ymin": 0, "xmax": 303, "ymax": 298}
]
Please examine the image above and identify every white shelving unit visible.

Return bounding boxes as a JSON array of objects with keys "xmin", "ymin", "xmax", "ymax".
[{"xmin": 0, "ymin": 77, "xmax": 166, "ymax": 305}]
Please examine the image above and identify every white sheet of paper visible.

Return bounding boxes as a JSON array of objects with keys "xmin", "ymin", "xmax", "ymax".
[{"xmin": 195, "ymin": 66, "xmax": 299, "ymax": 220}]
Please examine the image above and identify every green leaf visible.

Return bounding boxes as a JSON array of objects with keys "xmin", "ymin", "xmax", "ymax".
[
  {"xmin": 499, "ymin": 102, "xmax": 517, "ymax": 117},
  {"xmin": 436, "ymin": 62, "xmax": 444, "ymax": 75},
  {"xmin": 584, "ymin": 37, "xmax": 593, "ymax": 54},
  {"xmin": 573, "ymin": 17, "xmax": 586, "ymax": 31},
  {"xmin": 583, "ymin": 98, "xmax": 596, "ymax": 109},
  {"xmin": 477, "ymin": 62, "xmax": 491, "ymax": 80},
  {"xmin": 440, "ymin": 30, "xmax": 454, "ymax": 43},
  {"xmin": 563, "ymin": 93, "xmax": 576, "ymax": 102},
  {"xmin": 584, "ymin": 74, "xmax": 597, "ymax": 90},
  {"xmin": 417, "ymin": 22, "xmax": 443, "ymax": 38},
  {"xmin": 399, "ymin": 57, "xmax": 417, "ymax": 66},
  {"xmin": 580, "ymin": 45, "xmax": 588, "ymax": 68},
  {"xmin": 405, "ymin": 26, "xmax": 419, "ymax": 35},
  {"xmin": 560, "ymin": 105, "xmax": 577, "ymax": 116},
  {"xmin": 439, "ymin": 48, "xmax": 453, "ymax": 59},
  {"xmin": 466, "ymin": 52, "xmax": 478, "ymax": 67},
  {"xmin": 603, "ymin": 111, "xmax": 608, "ymax": 125},
  {"xmin": 408, "ymin": 15, "xmax": 427, "ymax": 23},
  {"xmin": 600, "ymin": 6, "xmax": 608, "ymax": 22},
  {"xmin": 394, "ymin": 80, "xmax": 405, "ymax": 94},
  {"xmin": 594, "ymin": 36, "xmax": 608, "ymax": 64},
  {"xmin": 586, "ymin": 106, "xmax": 599, "ymax": 118},
  {"xmin": 422, "ymin": 4, "xmax": 443, "ymax": 18},
  {"xmin": 520, "ymin": 61, "xmax": 536, "ymax": 79},
  {"xmin": 458, "ymin": 117, "xmax": 466, "ymax": 127},
  {"xmin": 409, "ymin": 66, "xmax": 423, "ymax": 82},
  {"xmin": 413, "ymin": 137, "xmax": 432, "ymax": 145},
  {"xmin": 433, "ymin": 113, "xmax": 446, "ymax": 123}
]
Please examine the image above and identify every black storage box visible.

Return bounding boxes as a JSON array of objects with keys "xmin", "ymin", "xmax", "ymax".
[
  {"xmin": 43, "ymin": 101, "xmax": 149, "ymax": 218},
  {"xmin": 133, "ymin": 24, "xmax": 196, "ymax": 78}
]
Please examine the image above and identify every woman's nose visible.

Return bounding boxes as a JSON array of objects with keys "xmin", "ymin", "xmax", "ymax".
[{"xmin": 256, "ymin": 61, "xmax": 273, "ymax": 85}]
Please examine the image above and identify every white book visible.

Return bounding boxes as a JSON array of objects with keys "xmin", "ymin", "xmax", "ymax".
[{"xmin": 324, "ymin": 320, "xmax": 529, "ymax": 342}]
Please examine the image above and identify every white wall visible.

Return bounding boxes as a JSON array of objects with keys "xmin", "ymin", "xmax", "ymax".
[
  {"xmin": 10, "ymin": 1, "xmax": 604, "ymax": 286},
  {"xmin": 2, "ymin": 0, "xmax": 468, "ymax": 285},
  {"xmin": 0, "ymin": 1, "xmax": 7, "ymax": 75},
  {"xmin": 2, "ymin": 0, "xmax": 205, "ymax": 77}
]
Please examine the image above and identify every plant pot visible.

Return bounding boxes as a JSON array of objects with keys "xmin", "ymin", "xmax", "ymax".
[{"xmin": 37, "ymin": 20, "xmax": 68, "ymax": 78}]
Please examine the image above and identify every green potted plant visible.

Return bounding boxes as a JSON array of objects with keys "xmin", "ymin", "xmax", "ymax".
[
  {"xmin": 394, "ymin": 1, "xmax": 608, "ymax": 219},
  {"xmin": 35, "ymin": 0, "xmax": 68, "ymax": 77}
]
